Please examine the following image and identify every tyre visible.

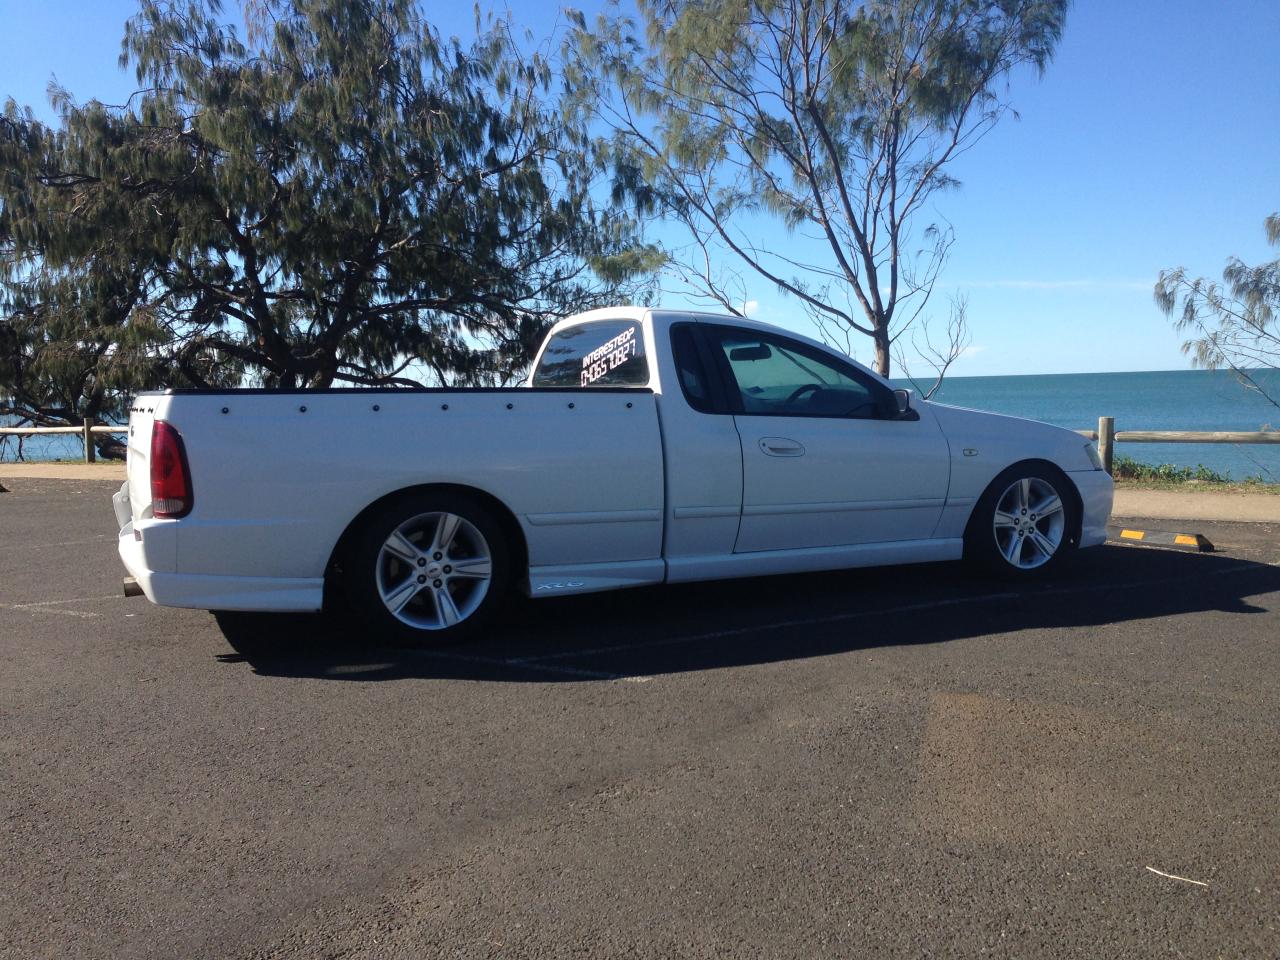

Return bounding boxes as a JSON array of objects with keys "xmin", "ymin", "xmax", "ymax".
[
  {"xmin": 965, "ymin": 463, "xmax": 1077, "ymax": 577},
  {"xmin": 346, "ymin": 492, "xmax": 509, "ymax": 646}
]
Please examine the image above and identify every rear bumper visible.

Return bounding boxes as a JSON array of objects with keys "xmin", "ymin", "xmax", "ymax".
[
  {"xmin": 117, "ymin": 525, "xmax": 323, "ymax": 611},
  {"xmin": 115, "ymin": 483, "xmax": 323, "ymax": 612},
  {"xmin": 1068, "ymin": 468, "xmax": 1114, "ymax": 548}
]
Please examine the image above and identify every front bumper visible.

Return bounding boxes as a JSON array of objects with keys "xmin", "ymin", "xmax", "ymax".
[{"xmin": 1068, "ymin": 468, "xmax": 1114, "ymax": 548}]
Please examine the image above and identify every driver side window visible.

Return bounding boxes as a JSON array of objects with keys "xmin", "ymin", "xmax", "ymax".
[{"xmin": 711, "ymin": 329, "xmax": 885, "ymax": 419}]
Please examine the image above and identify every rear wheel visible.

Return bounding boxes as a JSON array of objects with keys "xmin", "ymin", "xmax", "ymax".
[
  {"xmin": 966, "ymin": 465, "xmax": 1077, "ymax": 577},
  {"xmin": 347, "ymin": 493, "xmax": 509, "ymax": 645}
]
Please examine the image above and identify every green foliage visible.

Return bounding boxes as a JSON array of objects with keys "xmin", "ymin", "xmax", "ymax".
[
  {"xmin": 1111, "ymin": 455, "xmax": 1229, "ymax": 483},
  {"xmin": 1155, "ymin": 211, "xmax": 1280, "ymax": 409},
  {"xmin": 1110, "ymin": 454, "xmax": 1274, "ymax": 486},
  {"xmin": 568, "ymin": 0, "xmax": 1068, "ymax": 376},
  {"xmin": 0, "ymin": 0, "xmax": 661, "ymax": 434}
]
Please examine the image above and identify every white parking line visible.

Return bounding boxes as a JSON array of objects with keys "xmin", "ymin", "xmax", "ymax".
[
  {"xmin": 7, "ymin": 594, "xmax": 121, "ymax": 608},
  {"xmin": 507, "ymin": 560, "xmax": 1262, "ymax": 670},
  {"xmin": 0, "ymin": 594, "xmax": 120, "ymax": 620},
  {"xmin": 0, "ymin": 603, "xmax": 101, "ymax": 619},
  {"xmin": 28, "ymin": 537, "xmax": 112, "ymax": 549},
  {"xmin": 510, "ymin": 592, "xmax": 1020, "ymax": 666},
  {"xmin": 5, "ymin": 559, "xmax": 1268, "ymax": 681}
]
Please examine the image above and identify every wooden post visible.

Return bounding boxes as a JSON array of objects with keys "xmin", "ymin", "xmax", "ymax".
[
  {"xmin": 83, "ymin": 417, "xmax": 96, "ymax": 464},
  {"xmin": 1097, "ymin": 416, "xmax": 1114, "ymax": 475}
]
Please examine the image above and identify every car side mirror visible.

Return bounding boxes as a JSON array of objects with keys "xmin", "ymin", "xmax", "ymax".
[{"xmin": 893, "ymin": 388, "xmax": 912, "ymax": 415}]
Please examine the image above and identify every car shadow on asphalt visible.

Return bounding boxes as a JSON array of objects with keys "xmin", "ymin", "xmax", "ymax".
[{"xmin": 212, "ymin": 544, "xmax": 1280, "ymax": 683}]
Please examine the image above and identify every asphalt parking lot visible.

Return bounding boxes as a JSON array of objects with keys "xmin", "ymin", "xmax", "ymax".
[{"xmin": 3, "ymin": 477, "xmax": 1279, "ymax": 959}]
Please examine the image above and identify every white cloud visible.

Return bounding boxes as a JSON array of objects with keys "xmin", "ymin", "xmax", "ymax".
[{"xmin": 741, "ymin": 299, "xmax": 760, "ymax": 316}]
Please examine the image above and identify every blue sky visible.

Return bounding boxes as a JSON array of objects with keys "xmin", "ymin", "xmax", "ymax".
[{"xmin": 3, "ymin": 0, "xmax": 1278, "ymax": 376}]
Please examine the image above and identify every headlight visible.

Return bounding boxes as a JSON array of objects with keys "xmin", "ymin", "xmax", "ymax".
[{"xmin": 1084, "ymin": 442, "xmax": 1105, "ymax": 471}]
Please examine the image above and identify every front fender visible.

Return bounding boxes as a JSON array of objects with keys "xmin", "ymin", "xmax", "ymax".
[{"xmin": 925, "ymin": 401, "xmax": 1106, "ymax": 540}]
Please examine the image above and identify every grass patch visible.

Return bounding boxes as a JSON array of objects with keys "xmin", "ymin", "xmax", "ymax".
[
  {"xmin": 1111, "ymin": 455, "xmax": 1234, "ymax": 483},
  {"xmin": 1111, "ymin": 454, "xmax": 1278, "ymax": 491}
]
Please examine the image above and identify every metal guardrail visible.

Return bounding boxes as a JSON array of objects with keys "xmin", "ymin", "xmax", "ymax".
[{"xmin": 3, "ymin": 414, "xmax": 1278, "ymax": 471}]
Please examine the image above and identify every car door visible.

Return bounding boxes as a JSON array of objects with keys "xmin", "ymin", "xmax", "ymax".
[{"xmin": 703, "ymin": 325, "xmax": 951, "ymax": 553}]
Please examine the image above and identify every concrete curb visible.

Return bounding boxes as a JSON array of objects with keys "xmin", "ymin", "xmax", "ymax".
[{"xmin": 1107, "ymin": 525, "xmax": 1215, "ymax": 552}]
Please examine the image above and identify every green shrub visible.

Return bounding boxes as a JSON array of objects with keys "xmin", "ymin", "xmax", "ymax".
[{"xmin": 1110, "ymin": 455, "xmax": 1272, "ymax": 484}]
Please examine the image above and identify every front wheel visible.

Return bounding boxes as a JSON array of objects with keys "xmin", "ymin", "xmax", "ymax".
[
  {"xmin": 347, "ymin": 493, "xmax": 510, "ymax": 645},
  {"xmin": 966, "ymin": 465, "xmax": 1077, "ymax": 577}
]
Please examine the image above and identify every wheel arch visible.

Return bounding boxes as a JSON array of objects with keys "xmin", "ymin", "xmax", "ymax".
[
  {"xmin": 323, "ymin": 483, "xmax": 530, "ymax": 609},
  {"xmin": 963, "ymin": 458, "xmax": 1084, "ymax": 552}
]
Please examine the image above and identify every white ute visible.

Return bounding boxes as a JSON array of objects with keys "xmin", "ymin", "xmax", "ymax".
[{"xmin": 114, "ymin": 308, "xmax": 1113, "ymax": 643}]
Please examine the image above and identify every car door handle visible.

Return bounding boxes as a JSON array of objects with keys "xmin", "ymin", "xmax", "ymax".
[{"xmin": 759, "ymin": 437, "xmax": 805, "ymax": 457}]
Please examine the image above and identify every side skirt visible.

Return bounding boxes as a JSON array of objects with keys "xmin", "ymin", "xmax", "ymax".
[
  {"xmin": 526, "ymin": 559, "xmax": 665, "ymax": 598},
  {"xmin": 524, "ymin": 539, "xmax": 964, "ymax": 598},
  {"xmin": 666, "ymin": 538, "xmax": 964, "ymax": 584}
]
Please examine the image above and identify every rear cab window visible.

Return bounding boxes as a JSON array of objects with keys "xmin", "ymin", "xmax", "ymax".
[{"xmin": 531, "ymin": 320, "xmax": 649, "ymax": 388}]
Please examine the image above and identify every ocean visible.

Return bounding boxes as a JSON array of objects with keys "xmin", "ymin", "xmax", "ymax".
[
  {"xmin": 899, "ymin": 368, "xmax": 1280, "ymax": 482},
  {"xmin": 4, "ymin": 368, "xmax": 1278, "ymax": 481}
]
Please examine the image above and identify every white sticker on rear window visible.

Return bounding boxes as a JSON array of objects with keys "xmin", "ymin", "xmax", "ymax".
[{"xmin": 580, "ymin": 325, "xmax": 639, "ymax": 386}]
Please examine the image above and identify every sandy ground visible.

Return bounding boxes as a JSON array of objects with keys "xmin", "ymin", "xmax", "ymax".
[
  {"xmin": 0, "ymin": 462, "xmax": 126, "ymax": 481},
  {"xmin": 1111, "ymin": 488, "xmax": 1280, "ymax": 522}
]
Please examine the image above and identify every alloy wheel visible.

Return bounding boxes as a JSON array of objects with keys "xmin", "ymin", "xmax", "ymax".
[
  {"xmin": 991, "ymin": 476, "xmax": 1066, "ymax": 570},
  {"xmin": 375, "ymin": 511, "xmax": 493, "ymax": 629}
]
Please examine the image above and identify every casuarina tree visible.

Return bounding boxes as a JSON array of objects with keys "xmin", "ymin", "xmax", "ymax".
[
  {"xmin": 0, "ymin": 0, "xmax": 661, "ymax": 435},
  {"xmin": 1156, "ymin": 212, "xmax": 1280, "ymax": 410},
  {"xmin": 569, "ymin": 0, "xmax": 1068, "ymax": 378}
]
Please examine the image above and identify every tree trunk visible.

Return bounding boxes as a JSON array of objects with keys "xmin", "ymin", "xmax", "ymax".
[{"xmin": 873, "ymin": 325, "xmax": 891, "ymax": 379}]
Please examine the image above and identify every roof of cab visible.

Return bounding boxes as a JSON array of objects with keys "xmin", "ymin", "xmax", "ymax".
[{"xmin": 542, "ymin": 306, "xmax": 891, "ymax": 387}]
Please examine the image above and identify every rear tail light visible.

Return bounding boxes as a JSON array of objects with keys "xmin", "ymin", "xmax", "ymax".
[{"xmin": 150, "ymin": 421, "xmax": 194, "ymax": 518}]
